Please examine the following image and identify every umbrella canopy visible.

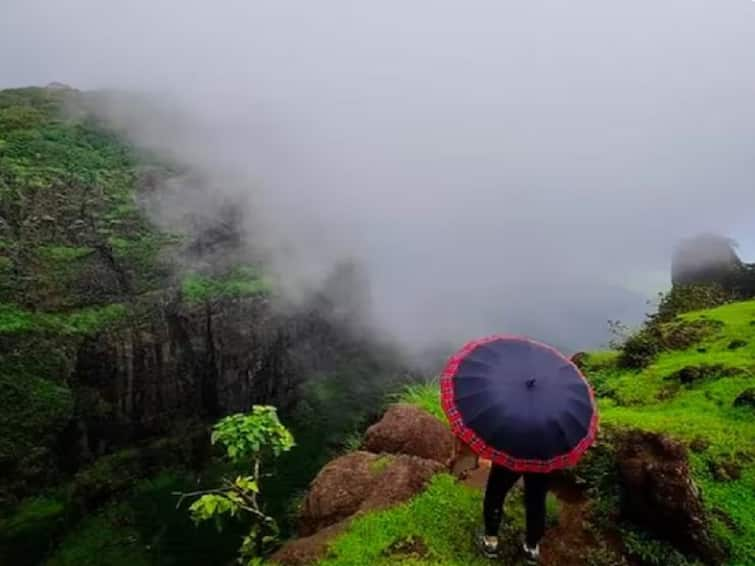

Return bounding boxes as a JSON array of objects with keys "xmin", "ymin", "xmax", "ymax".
[{"xmin": 440, "ymin": 335, "xmax": 598, "ymax": 473}]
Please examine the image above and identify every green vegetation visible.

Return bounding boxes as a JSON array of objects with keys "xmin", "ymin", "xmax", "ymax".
[
  {"xmin": 0, "ymin": 85, "xmax": 176, "ymax": 512},
  {"xmin": 0, "ymin": 302, "xmax": 127, "ymax": 336},
  {"xmin": 37, "ymin": 245, "xmax": 95, "ymax": 262},
  {"xmin": 384, "ymin": 300, "xmax": 755, "ymax": 565},
  {"xmin": 47, "ymin": 471, "xmax": 246, "ymax": 566},
  {"xmin": 318, "ymin": 474, "xmax": 489, "ymax": 566},
  {"xmin": 0, "ymin": 88, "xmax": 133, "ymax": 191},
  {"xmin": 178, "ymin": 407, "xmax": 295, "ymax": 564},
  {"xmin": 593, "ymin": 300, "xmax": 755, "ymax": 565},
  {"xmin": 181, "ymin": 266, "xmax": 273, "ymax": 304},
  {"xmin": 369, "ymin": 456, "xmax": 392, "ymax": 476},
  {"xmin": 0, "ymin": 373, "xmax": 73, "ymax": 465},
  {"xmin": 316, "ymin": 474, "xmax": 556, "ymax": 566},
  {"xmin": 398, "ymin": 382, "xmax": 445, "ymax": 422},
  {"xmin": 0, "ymin": 496, "xmax": 66, "ymax": 565}
]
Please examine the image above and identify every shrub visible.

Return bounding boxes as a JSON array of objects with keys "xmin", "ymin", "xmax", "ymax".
[
  {"xmin": 655, "ymin": 285, "xmax": 732, "ymax": 322},
  {"xmin": 176, "ymin": 406, "xmax": 294, "ymax": 564},
  {"xmin": 618, "ymin": 327, "xmax": 662, "ymax": 369}
]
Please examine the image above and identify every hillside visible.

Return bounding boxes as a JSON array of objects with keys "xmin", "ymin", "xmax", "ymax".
[
  {"xmin": 0, "ymin": 86, "xmax": 404, "ymax": 565},
  {"xmin": 279, "ymin": 299, "xmax": 755, "ymax": 566}
]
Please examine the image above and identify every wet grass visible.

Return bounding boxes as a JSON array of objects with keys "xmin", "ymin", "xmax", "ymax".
[{"xmin": 388, "ymin": 300, "xmax": 755, "ymax": 565}]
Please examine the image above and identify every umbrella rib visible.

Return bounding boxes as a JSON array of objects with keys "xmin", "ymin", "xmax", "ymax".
[{"xmin": 461, "ymin": 401, "xmax": 506, "ymax": 428}]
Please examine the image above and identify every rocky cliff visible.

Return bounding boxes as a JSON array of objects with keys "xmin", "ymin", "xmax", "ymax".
[{"xmin": 0, "ymin": 86, "xmax": 394, "ymax": 511}]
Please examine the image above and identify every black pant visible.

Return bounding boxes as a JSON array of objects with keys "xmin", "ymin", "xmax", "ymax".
[{"xmin": 483, "ymin": 465, "xmax": 549, "ymax": 547}]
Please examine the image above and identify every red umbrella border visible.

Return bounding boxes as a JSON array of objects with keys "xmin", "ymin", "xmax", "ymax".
[{"xmin": 440, "ymin": 334, "xmax": 599, "ymax": 473}]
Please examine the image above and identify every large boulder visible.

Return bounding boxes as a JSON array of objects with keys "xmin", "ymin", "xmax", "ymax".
[
  {"xmin": 298, "ymin": 451, "xmax": 443, "ymax": 536},
  {"xmin": 362, "ymin": 403, "xmax": 455, "ymax": 465},
  {"xmin": 615, "ymin": 431, "xmax": 723, "ymax": 564}
]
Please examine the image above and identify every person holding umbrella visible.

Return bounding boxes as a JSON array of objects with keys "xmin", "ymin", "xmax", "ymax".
[{"xmin": 440, "ymin": 335, "xmax": 598, "ymax": 562}]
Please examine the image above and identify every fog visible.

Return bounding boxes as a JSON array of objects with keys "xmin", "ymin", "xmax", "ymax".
[{"xmin": 2, "ymin": 1, "xmax": 755, "ymax": 355}]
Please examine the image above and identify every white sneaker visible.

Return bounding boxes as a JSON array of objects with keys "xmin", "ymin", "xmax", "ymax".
[{"xmin": 523, "ymin": 542, "xmax": 540, "ymax": 562}]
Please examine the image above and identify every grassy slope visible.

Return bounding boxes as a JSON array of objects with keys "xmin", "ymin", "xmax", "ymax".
[
  {"xmin": 589, "ymin": 300, "xmax": 755, "ymax": 565},
  {"xmin": 316, "ymin": 300, "xmax": 755, "ymax": 566},
  {"xmin": 319, "ymin": 474, "xmax": 558, "ymax": 566}
]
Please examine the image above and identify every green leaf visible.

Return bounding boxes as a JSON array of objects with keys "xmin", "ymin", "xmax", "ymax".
[{"xmin": 234, "ymin": 476, "xmax": 259, "ymax": 493}]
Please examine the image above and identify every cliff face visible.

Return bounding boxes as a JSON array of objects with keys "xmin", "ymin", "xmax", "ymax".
[
  {"xmin": 0, "ymin": 86, "xmax": 382, "ymax": 506},
  {"xmin": 60, "ymin": 296, "xmax": 341, "ymax": 467},
  {"xmin": 671, "ymin": 233, "xmax": 755, "ymax": 297}
]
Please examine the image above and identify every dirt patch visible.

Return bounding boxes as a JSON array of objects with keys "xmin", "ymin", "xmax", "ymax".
[
  {"xmin": 462, "ymin": 458, "xmax": 492, "ymax": 489},
  {"xmin": 708, "ymin": 457, "xmax": 742, "ymax": 482},
  {"xmin": 540, "ymin": 482, "xmax": 597, "ymax": 566},
  {"xmin": 383, "ymin": 535, "xmax": 429, "ymax": 560}
]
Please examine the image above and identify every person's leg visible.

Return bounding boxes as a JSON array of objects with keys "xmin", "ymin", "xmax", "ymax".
[
  {"xmin": 483, "ymin": 465, "xmax": 520, "ymax": 536},
  {"xmin": 523, "ymin": 473, "xmax": 549, "ymax": 548}
]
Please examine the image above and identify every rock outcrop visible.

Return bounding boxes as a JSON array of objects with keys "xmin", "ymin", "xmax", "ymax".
[
  {"xmin": 272, "ymin": 405, "xmax": 451, "ymax": 565},
  {"xmin": 671, "ymin": 233, "xmax": 755, "ymax": 298},
  {"xmin": 298, "ymin": 451, "xmax": 444, "ymax": 536},
  {"xmin": 0, "ymin": 87, "xmax": 394, "ymax": 505},
  {"xmin": 615, "ymin": 430, "xmax": 723, "ymax": 564},
  {"xmin": 362, "ymin": 403, "xmax": 455, "ymax": 465}
]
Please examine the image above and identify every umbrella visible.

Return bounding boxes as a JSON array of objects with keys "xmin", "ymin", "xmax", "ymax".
[{"xmin": 440, "ymin": 335, "xmax": 598, "ymax": 473}]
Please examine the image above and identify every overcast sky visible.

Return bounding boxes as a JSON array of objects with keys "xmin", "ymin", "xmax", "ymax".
[{"xmin": 2, "ymin": 1, "xmax": 754, "ymax": 354}]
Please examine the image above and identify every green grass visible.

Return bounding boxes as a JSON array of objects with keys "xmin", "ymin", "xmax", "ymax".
[
  {"xmin": 369, "ymin": 456, "xmax": 392, "ymax": 476},
  {"xmin": 37, "ymin": 246, "xmax": 95, "ymax": 262},
  {"xmin": 389, "ymin": 301, "xmax": 755, "ymax": 565},
  {"xmin": 572, "ymin": 301, "xmax": 755, "ymax": 565},
  {"xmin": 315, "ymin": 474, "xmax": 559, "ymax": 566},
  {"xmin": 0, "ymin": 496, "xmax": 67, "ymax": 565},
  {"xmin": 316, "ymin": 474, "xmax": 490, "ymax": 566},
  {"xmin": 181, "ymin": 266, "xmax": 273, "ymax": 304},
  {"xmin": 45, "ymin": 500, "xmax": 152, "ymax": 566},
  {"xmin": 398, "ymin": 382, "xmax": 445, "ymax": 422},
  {"xmin": 44, "ymin": 470, "xmax": 247, "ymax": 566}
]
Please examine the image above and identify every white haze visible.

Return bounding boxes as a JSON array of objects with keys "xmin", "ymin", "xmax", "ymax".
[{"xmin": 2, "ymin": 0, "xmax": 755, "ymax": 355}]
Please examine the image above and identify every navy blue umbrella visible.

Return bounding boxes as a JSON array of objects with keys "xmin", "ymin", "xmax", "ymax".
[{"xmin": 440, "ymin": 335, "xmax": 598, "ymax": 472}]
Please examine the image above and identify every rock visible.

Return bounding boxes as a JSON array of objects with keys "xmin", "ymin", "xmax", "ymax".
[
  {"xmin": 733, "ymin": 388, "xmax": 755, "ymax": 409},
  {"xmin": 616, "ymin": 430, "xmax": 723, "ymax": 564},
  {"xmin": 298, "ymin": 451, "xmax": 443, "ymax": 536},
  {"xmin": 270, "ymin": 522, "xmax": 347, "ymax": 566},
  {"xmin": 362, "ymin": 403, "xmax": 454, "ymax": 465},
  {"xmin": 671, "ymin": 234, "xmax": 742, "ymax": 288}
]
